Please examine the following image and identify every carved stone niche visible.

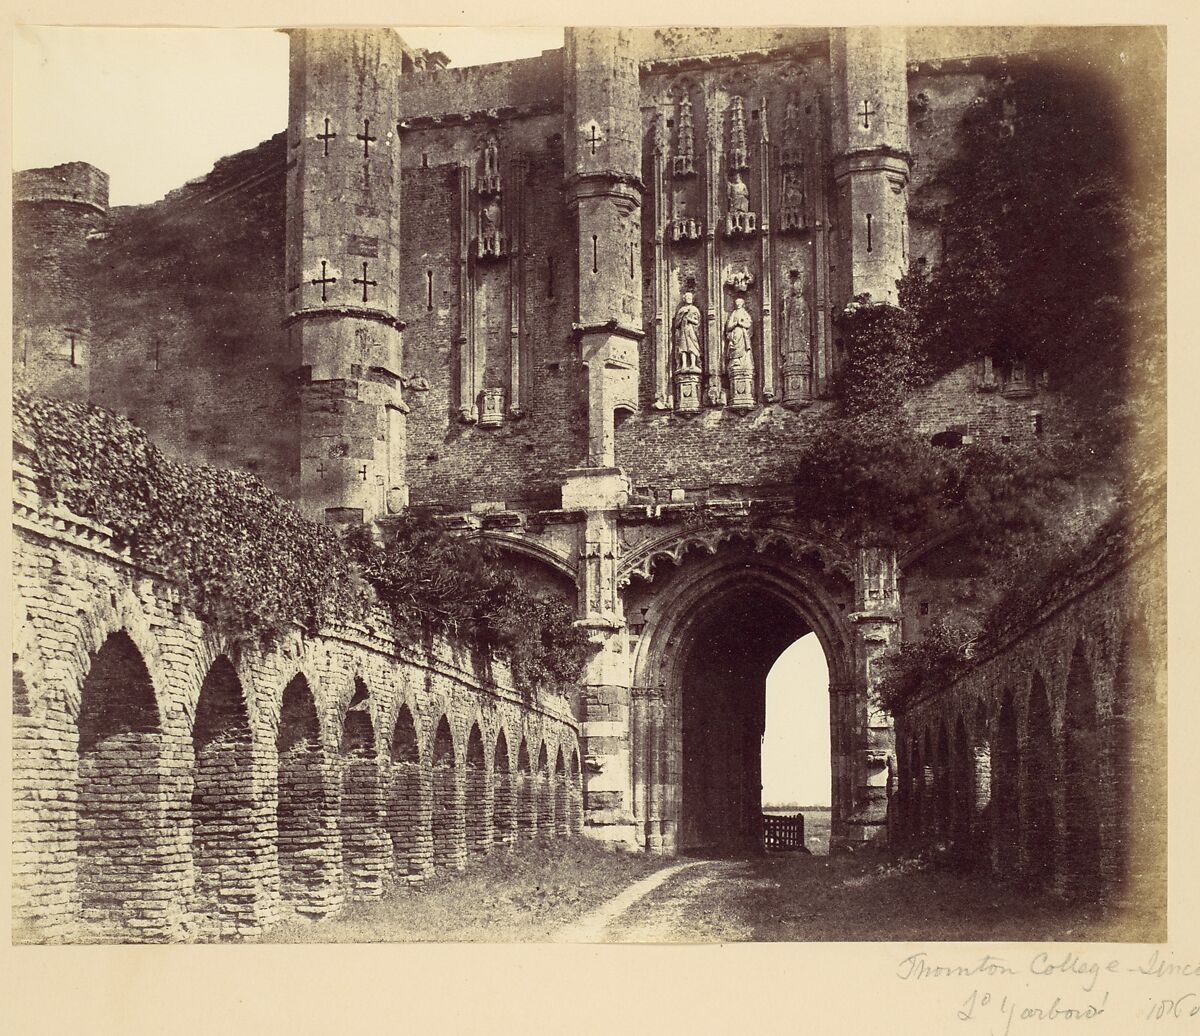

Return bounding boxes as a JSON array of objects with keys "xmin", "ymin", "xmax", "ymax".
[
  {"xmin": 725, "ymin": 263, "xmax": 755, "ymax": 294},
  {"xmin": 976, "ymin": 355, "xmax": 999, "ymax": 394},
  {"xmin": 675, "ymin": 369, "xmax": 702, "ymax": 413},
  {"xmin": 476, "ymin": 195, "xmax": 507, "ymax": 261},
  {"xmin": 478, "ymin": 387, "xmax": 505, "ymax": 427},
  {"xmin": 724, "ymin": 211, "xmax": 758, "ymax": 237},
  {"xmin": 727, "ymin": 95, "xmax": 750, "ymax": 172},
  {"xmin": 670, "ymin": 217, "xmax": 703, "ymax": 243},
  {"xmin": 673, "ymin": 92, "xmax": 697, "ymax": 177},
  {"xmin": 1001, "ymin": 359, "xmax": 1035, "ymax": 399},
  {"xmin": 477, "ymin": 234, "xmax": 507, "ymax": 260},
  {"xmin": 779, "ymin": 169, "xmax": 807, "ymax": 234},
  {"xmin": 724, "ymin": 172, "xmax": 757, "ymax": 238}
]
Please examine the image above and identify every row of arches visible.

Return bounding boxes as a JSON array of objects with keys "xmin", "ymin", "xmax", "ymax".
[
  {"xmin": 896, "ymin": 624, "xmax": 1165, "ymax": 907},
  {"xmin": 22, "ymin": 629, "xmax": 584, "ymax": 943}
]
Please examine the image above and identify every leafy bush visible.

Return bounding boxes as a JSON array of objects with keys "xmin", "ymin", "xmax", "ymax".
[
  {"xmin": 15, "ymin": 391, "xmax": 594, "ymax": 690},
  {"xmin": 789, "ymin": 413, "xmax": 1080, "ymax": 550},
  {"xmin": 874, "ymin": 619, "xmax": 977, "ymax": 714}
]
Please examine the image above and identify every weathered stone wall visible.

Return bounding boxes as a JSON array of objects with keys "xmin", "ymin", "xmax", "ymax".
[
  {"xmin": 11, "ymin": 463, "xmax": 582, "ymax": 944},
  {"xmin": 88, "ymin": 135, "xmax": 300, "ymax": 495},
  {"xmin": 12, "ymin": 162, "xmax": 109, "ymax": 402},
  {"xmin": 893, "ymin": 494, "xmax": 1167, "ymax": 909},
  {"xmin": 10, "ymin": 27, "xmax": 1120, "ymax": 513}
]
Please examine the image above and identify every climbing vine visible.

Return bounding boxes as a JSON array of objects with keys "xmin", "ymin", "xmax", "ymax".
[
  {"xmin": 833, "ymin": 292, "xmax": 923, "ymax": 416},
  {"xmin": 874, "ymin": 619, "xmax": 976, "ymax": 717},
  {"xmin": 834, "ymin": 55, "xmax": 1165, "ymax": 468},
  {"xmin": 788, "ymin": 413, "xmax": 1081, "ymax": 550},
  {"xmin": 15, "ymin": 391, "xmax": 593, "ymax": 691}
]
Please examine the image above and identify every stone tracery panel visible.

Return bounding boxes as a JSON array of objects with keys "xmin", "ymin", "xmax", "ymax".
[{"xmin": 641, "ymin": 54, "xmax": 835, "ymax": 415}]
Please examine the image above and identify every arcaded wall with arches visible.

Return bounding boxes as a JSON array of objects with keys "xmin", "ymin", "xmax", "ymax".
[
  {"xmin": 11, "ymin": 468, "xmax": 583, "ymax": 944},
  {"xmin": 893, "ymin": 498, "xmax": 1166, "ymax": 909}
]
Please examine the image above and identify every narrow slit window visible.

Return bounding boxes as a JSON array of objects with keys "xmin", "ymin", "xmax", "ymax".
[
  {"xmin": 592, "ymin": 235, "xmax": 599, "ymax": 274},
  {"xmin": 629, "ymin": 241, "xmax": 635, "ymax": 279},
  {"xmin": 426, "ymin": 270, "xmax": 434, "ymax": 310},
  {"xmin": 69, "ymin": 334, "xmax": 78, "ymax": 367},
  {"xmin": 866, "ymin": 213, "xmax": 873, "ymax": 253}
]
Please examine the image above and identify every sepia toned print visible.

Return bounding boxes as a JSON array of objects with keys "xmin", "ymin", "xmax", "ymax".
[{"xmin": 12, "ymin": 25, "xmax": 1164, "ymax": 945}]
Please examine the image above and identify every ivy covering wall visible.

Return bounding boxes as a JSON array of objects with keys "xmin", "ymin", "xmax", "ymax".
[
  {"xmin": 14, "ymin": 391, "xmax": 593, "ymax": 691},
  {"xmin": 844, "ymin": 52, "xmax": 1166, "ymax": 715}
]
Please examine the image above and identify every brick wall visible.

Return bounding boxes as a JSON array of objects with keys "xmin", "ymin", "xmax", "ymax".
[
  {"xmin": 893, "ymin": 493, "xmax": 1166, "ymax": 912},
  {"xmin": 88, "ymin": 134, "xmax": 301, "ymax": 496},
  {"xmin": 11, "ymin": 461, "xmax": 582, "ymax": 944}
]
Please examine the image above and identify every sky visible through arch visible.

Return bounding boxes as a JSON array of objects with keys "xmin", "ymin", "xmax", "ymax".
[
  {"xmin": 15, "ymin": 25, "xmax": 837, "ymax": 806},
  {"xmin": 762, "ymin": 634, "xmax": 831, "ymax": 807},
  {"xmin": 14, "ymin": 26, "xmax": 566, "ymax": 207}
]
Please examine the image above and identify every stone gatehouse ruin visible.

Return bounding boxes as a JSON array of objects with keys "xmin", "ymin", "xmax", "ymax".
[{"xmin": 12, "ymin": 25, "xmax": 1166, "ymax": 942}]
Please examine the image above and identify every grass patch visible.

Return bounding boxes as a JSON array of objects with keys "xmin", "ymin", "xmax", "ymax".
[{"xmin": 266, "ymin": 840, "xmax": 673, "ymax": 944}]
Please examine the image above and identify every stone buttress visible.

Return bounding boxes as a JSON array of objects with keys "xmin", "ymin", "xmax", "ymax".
[
  {"xmin": 286, "ymin": 27, "xmax": 408, "ymax": 523},
  {"xmin": 830, "ymin": 27, "xmax": 911, "ymax": 307},
  {"xmin": 561, "ymin": 27, "xmax": 645, "ymax": 845}
]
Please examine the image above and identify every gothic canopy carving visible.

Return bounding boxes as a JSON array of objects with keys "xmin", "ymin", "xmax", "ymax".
[{"xmin": 616, "ymin": 522, "xmax": 852, "ymax": 588}]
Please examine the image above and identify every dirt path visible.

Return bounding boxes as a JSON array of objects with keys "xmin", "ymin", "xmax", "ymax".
[
  {"xmin": 599, "ymin": 859, "xmax": 762, "ymax": 943},
  {"xmin": 551, "ymin": 859, "xmax": 711, "ymax": 942}
]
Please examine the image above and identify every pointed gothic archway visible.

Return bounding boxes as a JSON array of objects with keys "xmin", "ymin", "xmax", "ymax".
[{"xmin": 627, "ymin": 541, "xmax": 857, "ymax": 854}]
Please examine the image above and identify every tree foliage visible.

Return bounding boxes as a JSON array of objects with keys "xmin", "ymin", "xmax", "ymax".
[
  {"xmin": 789, "ymin": 413, "xmax": 1080, "ymax": 550},
  {"xmin": 904, "ymin": 57, "xmax": 1165, "ymax": 459},
  {"xmin": 15, "ymin": 391, "xmax": 593, "ymax": 691},
  {"xmin": 836, "ymin": 52, "xmax": 1164, "ymax": 468},
  {"xmin": 875, "ymin": 619, "xmax": 977, "ymax": 716}
]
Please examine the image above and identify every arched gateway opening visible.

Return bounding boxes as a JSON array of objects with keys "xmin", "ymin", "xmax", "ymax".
[{"xmin": 628, "ymin": 543, "xmax": 854, "ymax": 856}]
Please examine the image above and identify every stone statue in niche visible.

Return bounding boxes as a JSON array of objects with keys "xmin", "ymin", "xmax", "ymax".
[
  {"xmin": 670, "ymin": 217, "xmax": 702, "ymax": 243},
  {"xmin": 781, "ymin": 270, "xmax": 813, "ymax": 407},
  {"xmin": 780, "ymin": 169, "xmax": 807, "ymax": 232},
  {"xmin": 672, "ymin": 291, "xmax": 703, "ymax": 413},
  {"xmin": 672, "ymin": 292, "xmax": 703, "ymax": 373},
  {"xmin": 728, "ymin": 172, "xmax": 750, "ymax": 214},
  {"xmin": 725, "ymin": 296, "xmax": 755, "ymax": 409},
  {"xmin": 478, "ymin": 137, "xmax": 501, "ymax": 194},
  {"xmin": 477, "ymin": 196, "xmax": 506, "ymax": 259},
  {"xmin": 724, "ymin": 173, "xmax": 756, "ymax": 237}
]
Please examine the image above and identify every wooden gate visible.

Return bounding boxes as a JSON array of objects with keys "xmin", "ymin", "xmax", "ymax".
[{"xmin": 763, "ymin": 812, "xmax": 807, "ymax": 852}]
